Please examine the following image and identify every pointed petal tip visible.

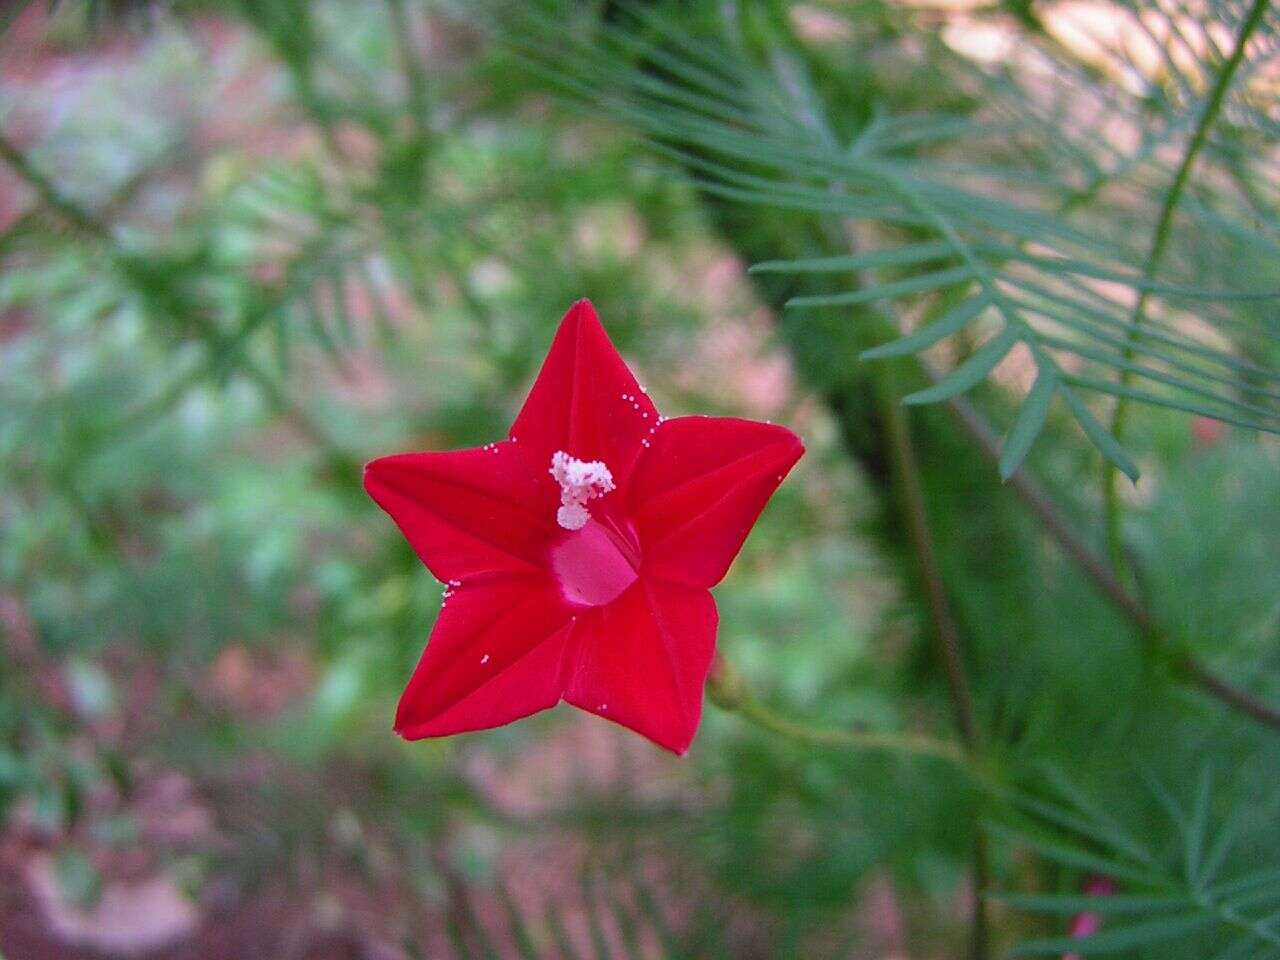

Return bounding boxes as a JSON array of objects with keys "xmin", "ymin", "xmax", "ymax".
[
  {"xmin": 562, "ymin": 297, "xmax": 600, "ymax": 327},
  {"xmin": 651, "ymin": 720, "xmax": 698, "ymax": 756},
  {"xmin": 392, "ymin": 718, "xmax": 422, "ymax": 741},
  {"xmin": 361, "ymin": 458, "xmax": 381, "ymax": 494},
  {"xmin": 362, "ymin": 453, "xmax": 400, "ymax": 493},
  {"xmin": 668, "ymin": 738, "xmax": 693, "ymax": 758},
  {"xmin": 392, "ymin": 696, "xmax": 424, "ymax": 740},
  {"xmin": 771, "ymin": 425, "xmax": 806, "ymax": 477}
]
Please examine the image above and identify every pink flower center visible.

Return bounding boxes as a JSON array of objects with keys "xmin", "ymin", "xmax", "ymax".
[{"xmin": 550, "ymin": 518, "xmax": 640, "ymax": 607}]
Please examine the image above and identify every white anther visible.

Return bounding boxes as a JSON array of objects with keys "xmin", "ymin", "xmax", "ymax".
[{"xmin": 550, "ymin": 451, "xmax": 615, "ymax": 531}]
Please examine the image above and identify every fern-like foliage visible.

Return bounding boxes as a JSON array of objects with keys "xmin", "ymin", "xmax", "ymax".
[
  {"xmin": 991, "ymin": 766, "xmax": 1280, "ymax": 958},
  {"xmin": 509, "ymin": 0, "xmax": 1280, "ymax": 479}
]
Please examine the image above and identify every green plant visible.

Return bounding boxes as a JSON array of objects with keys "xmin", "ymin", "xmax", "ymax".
[{"xmin": 2, "ymin": 1, "xmax": 1278, "ymax": 957}]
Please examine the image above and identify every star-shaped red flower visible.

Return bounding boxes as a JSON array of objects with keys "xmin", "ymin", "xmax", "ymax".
[{"xmin": 364, "ymin": 300, "xmax": 804, "ymax": 754}]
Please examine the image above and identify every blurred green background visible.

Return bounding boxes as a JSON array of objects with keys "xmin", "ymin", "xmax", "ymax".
[{"xmin": 1, "ymin": 1, "xmax": 1278, "ymax": 958}]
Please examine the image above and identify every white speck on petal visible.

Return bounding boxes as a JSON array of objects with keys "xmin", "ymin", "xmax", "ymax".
[
  {"xmin": 599, "ymin": 703, "xmax": 608, "ymax": 712},
  {"xmin": 480, "ymin": 654, "xmax": 490, "ymax": 665}
]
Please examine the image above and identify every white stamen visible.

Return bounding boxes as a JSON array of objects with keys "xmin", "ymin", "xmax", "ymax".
[
  {"xmin": 550, "ymin": 451, "xmax": 615, "ymax": 531},
  {"xmin": 557, "ymin": 503, "xmax": 590, "ymax": 530}
]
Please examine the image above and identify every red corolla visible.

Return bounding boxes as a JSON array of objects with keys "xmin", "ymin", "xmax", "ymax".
[{"xmin": 364, "ymin": 300, "xmax": 803, "ymax": 754}]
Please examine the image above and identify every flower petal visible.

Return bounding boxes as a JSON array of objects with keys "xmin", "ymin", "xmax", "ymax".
[
  {"xmin": 510, "ymin": 300, "xmax": 659, "ymax": 491},
  {"xmin": 364, "ymin": 441, "xmax": 558, "ymax": 583},
  {"xmin": 564, "ymin": 579, "xmax": 717, "ymax": 755},
  {"xmin": 395, "ymin": 574, "xmax": 574, "ymax": 739},
  {"xmin": 626, "ymin": 416, "xmax": 804, "ymax": 589}
]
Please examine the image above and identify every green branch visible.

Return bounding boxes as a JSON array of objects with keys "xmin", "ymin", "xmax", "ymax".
[
  {"xmin": 1103, "ymin": 0, "xmax": 1272, "ymax": 582},
  {"xmin": 943, "ymin": 382, "xmax": 1280, "ymax": 733},
  {"xmin": 0, "ymin": 132, "xmax": 110, "ymax": 239}
]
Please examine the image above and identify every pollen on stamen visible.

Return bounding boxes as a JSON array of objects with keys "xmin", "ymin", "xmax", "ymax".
[{"xmin": 550, "ymin": 451, "xmax": 615, "ymax": 531}]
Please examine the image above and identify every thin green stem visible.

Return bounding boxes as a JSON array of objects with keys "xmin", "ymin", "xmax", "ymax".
[
  {"xmin": 385, "ymin": 0, "xmax": 432, "ymax": 137},
  {"xmin": 734, "ymin": 696, "xmax": 965, "ymax": 763},
  {"xmin": 0, "ymin": 132, "xmax": 110, "ymax": 239},
  {"xmin": 879, "ymin": 370, "xmax": 990, "ymax": 960},
  {"xmin": 882, "ymin": 379, "xmax": 982, "ymax": 752},
  {"xmin": 1103, "ymin": 0, "xmax": 1271, "ymax": 583},
  {"xmin": 708, "ymin": 656, "xmax": 965, "ymax": 766}
]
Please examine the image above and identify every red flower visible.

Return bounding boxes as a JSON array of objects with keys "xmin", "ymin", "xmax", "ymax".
[{"xmin": 364, "ymin": 300, "xmax": 804, "ymax": 754}]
